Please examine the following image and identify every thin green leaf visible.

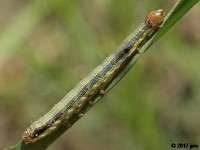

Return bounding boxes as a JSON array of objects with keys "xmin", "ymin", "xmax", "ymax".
[
  {"xmin": 4, "ymin": 0, "xmax": 199, "ymax": 150},
  {"xmin": 153, "ymin": 0, "xmax": 200, "ymax": 43}
]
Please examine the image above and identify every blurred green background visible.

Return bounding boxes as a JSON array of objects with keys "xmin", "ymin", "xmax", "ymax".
[{"xmin": 0, "ymin": 0, "xmax": 200, "ymax": 150}]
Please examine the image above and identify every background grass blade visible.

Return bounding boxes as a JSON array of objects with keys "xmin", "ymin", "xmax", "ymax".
[{"xmin": 0, "ymin": 0, "xmax": 57, "ymax": 65}]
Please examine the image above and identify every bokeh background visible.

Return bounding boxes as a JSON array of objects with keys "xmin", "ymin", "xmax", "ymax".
[{"xmin": 0, "ymin": 0, "xmax": 200, "ymax": 150}]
